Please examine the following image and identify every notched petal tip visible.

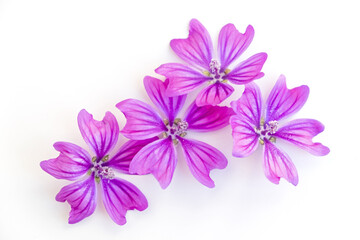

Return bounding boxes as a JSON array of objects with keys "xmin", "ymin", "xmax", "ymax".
[
  {"xmin": 56, "ymin": 176, "xmax": 97, "ymax": 224},
  {"xmin": 170, "ymin": 19, "xmax": 213, "ymax": 70},
  {"xmin": 179, "ymin": 137, "xmax": 227, "ymax": 188},
  {"xmin": 275, "ymin": 119, "xmax": 330, "ymax": 156},
  {"xmin": 101, "ymin": 178, "xmax": 148, "ymax": 225},
  {"xmin": 263, "ymin": 140, "xmax": 299, "ymax": 186},
  {"xmin": 266, "ymin": 75, "xmax": 310, "ymax": 121},
  {"xmin": 218, "ymin": 22, "xmax": 255, "ymax": 70},
  {"xmin": 77, "ymin": 109, "xmax": 119, "ymax": 159},
  {"xmin": 116, "ymin": 99, "xmax": 166, "ymax": 140},
  {"xmin": 40, "ymin": 142, "xmax": 92, "ymax": 181},
  {"xmin": 40, "ymin": 160, "xmax": 53, "ymax": 176}
]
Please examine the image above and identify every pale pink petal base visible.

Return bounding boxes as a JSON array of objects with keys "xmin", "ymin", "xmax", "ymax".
[
  {"xmin": 230, "ymin": 116, "xmax": 259, "ymax": 158},
  {"xmin": 196, "ymin": 82, "xmax": 234, "ymax": 106},
  {"xmin": 129, "ymin": 137, "xmax": 177, "ymax": 189}
]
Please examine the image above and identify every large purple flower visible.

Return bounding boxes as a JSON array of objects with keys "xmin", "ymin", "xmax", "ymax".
[
  {"xmin": 230, "ymin": 75, "xmax": 330, "ymax": 185},
  {"xmin": 40, "ymin": 109, "xmax": 150, "ymax": 225},
  {"xmin": 116, "ymin": 76, "xmax": 234, "ymax": 189},
  {"xmin": 156, "ymin": 18, "xmax": 267, "ymax": 106}
]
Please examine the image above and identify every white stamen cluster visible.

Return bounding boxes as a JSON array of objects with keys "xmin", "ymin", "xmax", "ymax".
[
  {"xmin": 254, "ymin": 119, "xmax": 279, "ymax": 145},
  {"xmin": 90, "ymin": 155, "xmax": 115, "ymax": 183},
  {"xmin": 161, "ymin": 118, "xmax": 188, "ymax": 145},
  {"xmin": 205, "ymin": 59, "xmax": 230, "ymax": 84},
  {"xmin": 209, "ymin": 59, "xmax": 221, "ymax": 75}
]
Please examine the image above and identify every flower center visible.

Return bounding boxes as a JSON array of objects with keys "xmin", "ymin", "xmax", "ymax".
[
  {"xmin": 209, "ymin": 59, "xmax": 222, "ymax": 79},
  {"xmin": 255, "ymin": 119, "xmax": 278, "ymax": 145},
  {"xmin": 161, "ymin": 118, "xmax": 188, "ymax": 145},
  {"xmin": 204, "ymin": 59, "xmax": 231, "ymax": 84},
  {"xmin": 89, "ymin": 155, "xmax": 115, "ymax": 183}
]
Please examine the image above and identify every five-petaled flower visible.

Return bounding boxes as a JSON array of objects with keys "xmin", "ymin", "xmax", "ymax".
[
  {"xmin": 230, "ymin": 75, "xmax": 330, "ymax": 185},
  {"xmin": 116, "ymin": 76, "xmax": 234, "ymax": 189},
  {"xmin": 40, "ymin": 109, "xmax": 151, "ymax": 225},
  {"xmin": 156, "ymin": 18, "xmax": 267, "ymax": 106}
]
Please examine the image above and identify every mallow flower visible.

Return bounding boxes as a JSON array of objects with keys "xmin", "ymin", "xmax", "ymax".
[
  {"xmin": 116, "ymin": 76, "xmax": 234, "ymax": 189},
  {"xmin": 40, "ymin": 109, "xmax": 150, "ymax": 225},
  {"xmin": 230, "ymin": 75, "xmax": 330, "ymax": 185},
  {"xmin": 156, "ymin": 18, "xmax": 267, "ymax": 106}
]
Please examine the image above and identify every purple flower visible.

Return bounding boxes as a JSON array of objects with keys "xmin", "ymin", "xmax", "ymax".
[
  {"xmin": 40, "ymin": 109, "xmax": 150, "ymax": 225},
  {"xmin": 156, "ymin": 18, "xmax": 267, "ymax": 106},
  {"xmin": 116, "ymin": 76, "xmax": 234, "ymax": 189},
  {"xmin": 230, "ymin": 75, "xmax": 330, "ymax": 185}
]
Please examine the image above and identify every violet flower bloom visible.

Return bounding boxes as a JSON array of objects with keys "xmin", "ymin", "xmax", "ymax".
[
  {"xmin": 156, "ymin": 18, "xmax": 267, "ymax": 106},
  {"xmin": 40, "ymin": 109, "xmax": 150, "ymax": 225},
  {"xmin": 230, "ymin": 75, "xmax": 330, "ymax": 185},
  {"xmin": 116, "ymin": 76, "xmax": 234, "ymax": 189}
]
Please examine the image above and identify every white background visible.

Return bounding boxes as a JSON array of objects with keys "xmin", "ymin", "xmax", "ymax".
[{"xmin": 0, "ymin": 0, "xmax": 359, "ymax": 239}]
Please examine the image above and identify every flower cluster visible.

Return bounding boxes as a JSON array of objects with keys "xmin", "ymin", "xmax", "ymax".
[{"xmin": 40, "ymin": 19, "xmax": 329, "ymax": 225}]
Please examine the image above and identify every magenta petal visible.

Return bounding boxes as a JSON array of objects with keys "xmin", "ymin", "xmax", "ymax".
[
  {"xmin": 155, "ymin": 63, "xmax": 210, "ymax": 96},
  {"xmin": 144, "ymin": 76, "xmax": 186, "ymax": 123},
  {"xmin": 56, "ymin": 176, "xmax": 97, "ymax": 224},
  {"xmin": 266, "ymin": 75, "xmax": 309, "ymax": 122},
  {"xmin": 184, "ymin": 101, "xmax": 234, "ymax": 132},
  {"xmin": 218, "ymin": 24, "xmax": 254, "ymax": 70},
  {"xmin": 178, "ymin": 137, "xmax": 228, "ymax": 188},
  {"xmin": 104, "ymin": 138, "xmax": 158, "ymax": 174},
  {"xmin": 196, "ymin": 82, "xmax": 234, "ymax": 106},
  {"xmin": 230, "ymin": 82, "xmax": 262, "ymax": 128},
  {"xmin": 275, "ymin": 119, "xmax": 330, "ymax": 156},
  {"xmin": 170, "ymin": 19, "xmax": 213, "ymax": 70},
  {"xmin": 101, "ymin": 178, "xmax": 148, "ymax": 225},
  {"xmin": 129, "ymin": 137, "xmax": 177, "ymax": 189},
  {"xmin": 225, "ymin": 53, "xmax": 267, "ymax": 85},
  {"xmin": 40, "ymin": 142, "xmax": 92, "ymax": 180},
  {"xmin": 77, "ymin": 109, "xmax": 119, "ymax": 159},
  {"xmin": 116, "ymin": 99, "xmax": 167, "ymax": 140},
  {"xmin": 230, "ymin": 115, "xmax": 259, "ymax": 157},
  {"xmin": 263, "ymin": 140, "xmax": 299, "ymax": 186}
]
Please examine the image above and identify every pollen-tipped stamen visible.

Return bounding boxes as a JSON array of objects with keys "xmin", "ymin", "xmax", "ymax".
[
  {"xmin": 101, "ymin": 155, "xmax": 109, "ymax": 162},
  {"xmin": 224, "ymin": 68, "xmax": 231, "ymax": 74}
]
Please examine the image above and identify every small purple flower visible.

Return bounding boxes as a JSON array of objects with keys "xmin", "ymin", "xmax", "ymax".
[
  {"xmin": 40, "ymin": 109, "xmax": 150, "ymax": 225},
  {"xmin": 230, "ymin": 75, "xmax": 330, "ymax": 185},
  {"xmin": 156, "ymin": 18, "xmax": 267, "ymax": 106},
  {"xmin": 116, "ymin": 76, "xmax": 234, "ymax": 189}
]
